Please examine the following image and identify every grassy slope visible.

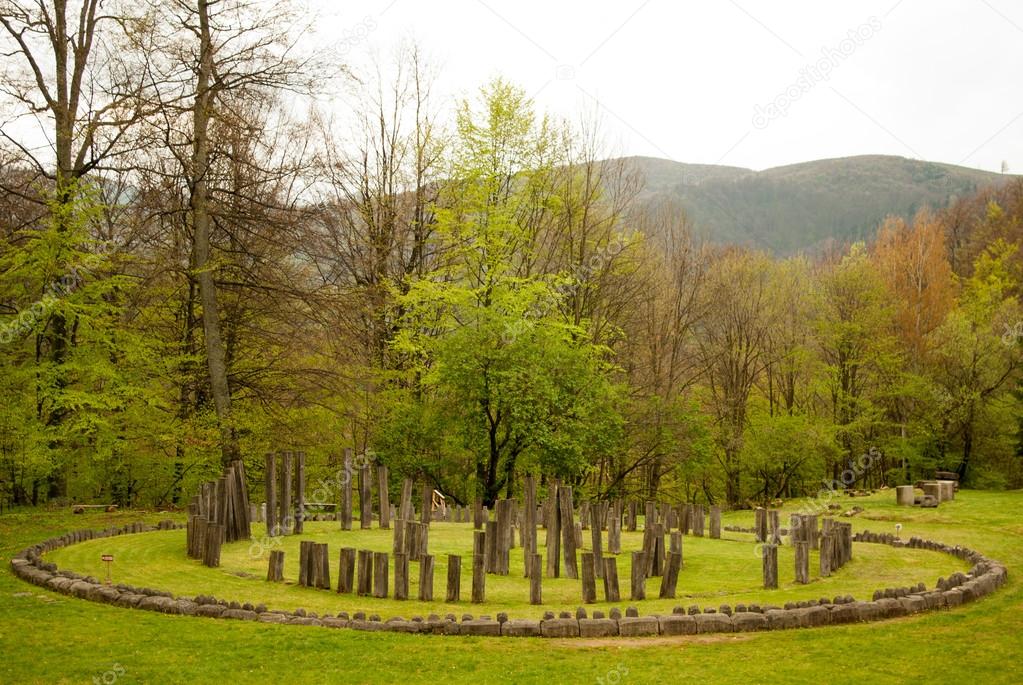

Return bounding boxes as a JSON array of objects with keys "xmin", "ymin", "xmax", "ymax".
[{"xmin": 1, "ymin": 490, "xmax": 1021, "ymax": 684}]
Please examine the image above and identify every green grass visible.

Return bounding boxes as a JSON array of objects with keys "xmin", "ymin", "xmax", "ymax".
[
  {"xmin": 47, "ymin": 517, "xmax": 965, "ymax": 618},
  {"xmin": 1, "ymin": 490, "xmax": 1021, "ymax": 684}
]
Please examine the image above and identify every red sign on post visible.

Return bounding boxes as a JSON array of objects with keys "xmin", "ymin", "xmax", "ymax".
[{"xmin": 101, "ymin": 554, "xmax": 114, "ymax": 562}]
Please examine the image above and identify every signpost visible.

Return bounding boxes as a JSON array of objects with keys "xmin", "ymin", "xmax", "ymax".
[{"xmin": 101, "ymin": 554, "xmax": 114, "ymax": 586}]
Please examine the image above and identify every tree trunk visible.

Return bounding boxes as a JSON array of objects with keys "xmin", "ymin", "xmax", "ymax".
[{"xmin": 192, "ymin": 0, "xmax": 238, "ymax": 466}]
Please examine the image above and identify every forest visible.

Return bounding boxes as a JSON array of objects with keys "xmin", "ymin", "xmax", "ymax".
[{"xmin": 2, "ymin": 0, "xmax": 1022, "ymax": 510}]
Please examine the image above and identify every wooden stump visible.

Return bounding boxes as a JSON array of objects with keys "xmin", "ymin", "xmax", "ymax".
[
  {"xmin": 394, "ymin": 552, "xmax": 409, "ymax": 600},
  {"xmin": 630, "ymin": 551, "xmax": 647, "ymax": 601},
  {"xmin": 529, "ymin": 553, "xmax": 542, "ymax": 605},
  {"xmin": 485, "ymin": 521, "xmax": 498, "ymax": 573},
  {"xmin": 337, "ymin": 547, "xmax": 355, "ymax": 593},
  {"xmin": 447, "ymin": 555, "xmax": 461, "ymax": 602},
  {"xmin": 267, "ymin": 550, "xmax": 284, "ymax": 582},
  {"xmin": 896, "ymin": 485, "xmax": 915, "ymax": 506},
  {"xmin": 202, "ymin": 522, "xmax": 223, "ymax": 567},
  {"xmin": 589, "ymin": 503, "xmax": 604, "ymax": 579},
  {"xmin": 762, "ymin": 543, "xmax": 778, "ymax": 589},
  {"xmin": 373, "ymin": 552, "xmax": 389, "ymax": 598},
  {"xmin": 581, "ymin": 552, "xmax": 597, "ymax": 604},
  {"xmin": 603, "ymin": 557, "xmax": 621, "ymax": 602},
  {"xmin": 299, "ymin": 540, "xmax": 313, "ymax": 586},
  {"xmin": 523, "ymin": 475, "xmax": 537, "ymax": 577},
  {"xmin": 794, "ymin": 541, "xmax": 810, "ymax": 584},
  {"xmin": 471, "ymin": 553, "xmax": 486, "ymax": 603},
  {"xmin": 418, "ymin": 554, "xmax": 434, "ymax": 601},
  {"xmin": 692, "ymin": 505, "xmax": 705, "ymax": 537},
  {"xmin": 317, "ymin": 543, "xmax": 331, "ymax": 589},
  {"xmin": 659, "ymin": 551, "xmax": 681, "ymax": 598},
  {"xmin": 820, "ymin": 533, "xmax": 833, "ymax": 577}
]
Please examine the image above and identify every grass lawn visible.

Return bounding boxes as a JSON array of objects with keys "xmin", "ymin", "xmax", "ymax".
[{"xmin": 1, "ymin": 489, "xmax": 1021, "ymax": 684}]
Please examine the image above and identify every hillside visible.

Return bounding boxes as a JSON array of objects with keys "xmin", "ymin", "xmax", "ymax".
[{"xmin": 624, "ymin": 155, "xmax": 1016, "ymax": 254}]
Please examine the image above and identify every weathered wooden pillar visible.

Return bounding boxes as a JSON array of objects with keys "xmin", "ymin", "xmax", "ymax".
[
  {"xmin": 795, "ymin": 541, "xmax": 810, "ymax": 584},
  {"xmin": 280, "ymin": 451, "xmax": 293, "ymax": 535},
  {"xmin": 603, "ymin": 557, "xmax": 621, "ymax": 602},
  {"xmin": 581, "ymin": 551, "xmax": 597, "ymax": 604},
  {"xmin": 340, "ymin": 448, "xmax": 353, "ymax": 531},
  {"xmin": 527, "ymin": 553, "xmax": 542, "ymax": 604},
  {"xmin": 394, "ymin": 552, "xmax": 409, "ymax": 600},
  {"xmin": 559, "ymin": 486, "xmax": 578, "ymax": 579},
  {"xmin": 373, "ymin": 552, "xmax": 389, "ymax": 598},
  {"xmin": 820, "ymin": 532, "xmax": 833, "ymax": 577},
  {"xmin": 692, "ymin": 505, "xmax": 705, "ymax": 537},
  {"xmin": 472, "ymin": 553, "xmax": 486, "ymax": 603},
  {"xmin": 495, "ymin": 499, "xmax": 512, "ymax": 575},
  {"xmin": 659, "ymin": 551, "xmax": 681, "ymax": 598},
  {"xmin": 769, "ymin": 509, "xmax": 781, "ymax": 545},
  {"xmin": 377, "ymin": 465, "xmax": 390, "ymax": 529},
  {"xmin": 447, "ymin": 554, "xmax": 462, "ymax": 602},
  {"xmin": 337, "ymin": 547, "xmax": 355, "ymax": 593},
  {"xmin": 630, "ymin": 551, "xmax": 646, "ymax": 600},
  {"xmin": 317, "ymin": 543, "xmax": 331, "ymax": 589},
  {"xmin": 754, "ymin": 506, "xmax": 767, "ymax": 543},
  {"xmin": 294, "ymin": 451, "xmax": 306, "ymax": 535},
  {"xmin": 202, "ymin": 522, "xmax": 223, "ymax": 567},
  {"xmin": 264, "ymin": 452, "xmax": 277, "ymax": 537},
  {"xmin": 627, "ymin": 501, "xmax": 637, "ymax": 532},
  {"xmin": 267, "ymin": 550, "xmax": 284, "ymax": 582},
  {"xmin": 420, "ymin": 483, "xmax": 432, "ymax": 525},
  {"xmin": 485, "ymin": 520, "xmax": 498, "ymax": 573},
  {"xmin": 473, "ymin": 496, "xmax": 483, "ymax": 530},
  {"xmin": 762, "ymin": 543, "xmax": 778, "ymax": 589},
  {"xmin": 359, "ymin": 463, "xmax": 372, "ymax": 529},
  {"xmin": 299, "ymin": 540, "xmax": 313, "ymax": 586},
  {"xmin": 523, "ymin": 474, "xmax": 537, "ymax": 577},
  {"xmin": 546, "ymin": 482, "xmax": 561, "ymax": 578},
  {"xmin": 709, "ymin": 505, "xmax": 721, "ymax": 539},
  {"xmin": 418, "ymin": 554, "xmax": 434, "ymax": 601},
  {"xmin": 644, "ymin": 501, "xmax": 656, "ymax": 529},
  {"xmin": 357, "ymin": 549, "xmax": 373, "ymax": 596},
  {"xmin": 608, "ymin": 508, "xmax": 621, "ymax": 555},
  {"xmin": 896, "ymin": 485, "xmax": 915, "ymax": 506},
  {"xmin": 590, "ymin": 503, "xmax": 604, "ymax": 579}
]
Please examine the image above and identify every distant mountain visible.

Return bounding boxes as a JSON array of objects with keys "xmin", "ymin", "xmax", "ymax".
[{"xmin": 623, "ymin": 155, "xmax": 1016, "ymax": 254}]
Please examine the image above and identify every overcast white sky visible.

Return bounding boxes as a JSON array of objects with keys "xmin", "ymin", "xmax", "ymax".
[{"xmin": 303, "ymin": 0, "xmax": 1023, "ymax": 173}]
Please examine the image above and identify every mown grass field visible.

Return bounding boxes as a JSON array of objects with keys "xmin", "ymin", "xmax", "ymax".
[{"xmin": 1, "ymin": 490, "xmax": 1021, "ymax": 684}]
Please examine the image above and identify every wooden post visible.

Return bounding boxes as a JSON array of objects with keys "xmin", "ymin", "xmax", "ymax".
[
  {"xmin": 393, "ymin": 518, "xmax": 406, "ymax": 557},
  {"xmin": 754, "ymin": 507, "xmax": 767, "ymax": 543},
  {"xmin": 821, "ymin": 533, "xmax": 833, "ymax": 577},
  {"xmin": 294, "ymin": 451, "xmax": 306, "ymax": 535},
  {"xmin": 377, "ymin": 465, "xmax": 391, "ymax": 529},
  {"xmin": 447, "ymin": 555, "xmax": 461, "ymax": 602},
  {"xmin": 523, "ymin": 475, "xmax": 537, "ymax": 577},
  {"xmin": 710, "ymin": 505, "xmax": 721, "ymax": 539},
  {"xmin": 338, "ymin": 547, "xmax": 355, "ymax": 593},
  {"xmin": 608, "ymin": 507, "xmax": 621, "ymax": 555},
  {"xmin": 627, "ymin": 501, "xmax": 637, "ymax": 532},
  {"xmin": 280, "ymin": 451, "xmax": 293, "ymax": 535},
  {"xmin": 581, "ymin": 552, "xmax": 597, "ymax": 603},
  {"xmin": 359, "ymin": 463, "xmax": 372, "ymax": 529},
  {"xmin": 590, "ymin": 503, "xmax": 604, "ymax": 579},
  {"xmin": 267, "ymin": 550, "xmax": 284, "ymax": 582},
  {"xmin": 559, "ymin": 485, "xmax": 578, "ymax": 579},
  {"xmin": 357, "ymin": 549, "xmax": 373, "ymax": 596},
  {"xmin": 394, "ymin": 552, "xmax": 409, "ymax": 600},
  {"xmin": 529, "ymin": 553, "xmax": 542, "ymax": 604},
  {"xmin": 473, "ymin": 496, "xmax": 483, "ymax": 530},
  {"xmin": 340, "ymin": 448, "xmax": 353, "ymax": 531},
  {"xmin": 630, "ymin": 551, "xmax": 646, "ymax": 600},
  {"xmin": 299, "ymin": 540, "xmax": 312, "ymax": 586},
  {"xmin": 692, "ymin": 505, "xmax": 704, "ymax": 537},
  {"xmin": 399, "ymin": 478, "xmax": 413, "ymax": 521},
  {"xmin": 265, "ymin": 452, "xmax": 277, "ymax": 537},
  {"xmin": 420, "ymin": 483, "xmax": 432, "ymax": 525},
  {"xmin": 471, "ymin": 553, "xmax": 486, "ymax": 603},
  {"xmin": 795, "ymin": 541, "xmax": 810, "ymax": 584},
  {"xmin": 762, "ymin": 543, "xmax": 778, "ymax": 589},
  {"xmin": 603, "ymin": 557, "xmax": 621, "ymax": 602},
  {"xmin": 769, "ymin": 509, "xmax": 781, "ymax": 545},
  {"xmin": 418, "ymin": 554, "xmax": 434, "ymax": 601},
  {"xmin": 659, "ymin": 551, "xmax": 681, "ymax": 598},
  {"xmin": 317, "ymin": 543, "xmax": 331, "ymax": 589},
  {"xmin": 485, "ymin": 520, "xmax": 498, "ymax": 573},
  {"xmin": 373, "ymin": 552, "xmax": 389, "ymax": 598},
  {"xmin": 546, "ymin": 481, "xmax": 561, "ymax": 578}
]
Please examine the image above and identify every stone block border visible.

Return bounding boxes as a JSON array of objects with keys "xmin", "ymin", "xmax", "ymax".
[{"xmin": 9, "ymin": 521, "xmax": 1008, "ymax": 638}]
